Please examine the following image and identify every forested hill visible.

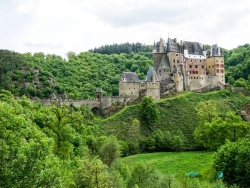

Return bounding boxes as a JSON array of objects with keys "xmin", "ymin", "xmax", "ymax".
[
  {"xmin": 224, "ymin": 44, "xmax": 250, "ymax": 86},
  {"xmin": 0, "ymin": 50, "xmax": 153, "ymax": 99},
  {"xmin": 0, "ymin": 43, "xmax": 249, "ymax": 99}
]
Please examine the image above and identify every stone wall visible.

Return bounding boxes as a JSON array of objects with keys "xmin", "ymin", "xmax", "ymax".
[
  {"xmin": 172, "ymin": 73, "xmax": 184, "ymax": 92},
  {"xmin": 119, "ymin": 81, "xmax": 140, "ymax": 98},
  {"xmin": 145, "ymin": 82, "xmax": 160, "ymax": 100},
  {"xmin": 41, "ymin": 99, "xmax": 101, "ymax": 108}
]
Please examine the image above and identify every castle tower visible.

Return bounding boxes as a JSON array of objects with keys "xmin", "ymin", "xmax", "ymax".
[
  {"xmin": 145, "ymin": 67, "xmax": 160, "ymax": 100},
  {"xmin": 206, "ymin": 44, "xmax": 225, "ymax": 85}
]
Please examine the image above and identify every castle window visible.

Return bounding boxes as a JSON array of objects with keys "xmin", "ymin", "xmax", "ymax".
[
  {"xmin": 201, "ymin": 65, "xmax": 204, "ymax": 69},
  {"xmin": 177, "ymin": 60, "xmax": 179, "ymax": 63},
  {"xmin": 191, "ymin": 59, "xmax": 192, "ymax": 62},
  {"xmin": 189, "ymin": 65, "xmax": 192, "ymax": 68},
  {"xmin": 195, "ymin": 65, "xmax": 198, "ymax": 68},
  {"xmin": 129, "ymin": 88, "xmax": 130, "ymax": 90},
  {"xmin": 209, "ymin": 66, "xmax": 210, "ymax": 68},
  {"xmin": 217, "ymin": 70, "xmax": 219, "ymax": 73},
  {"xmin": 173, "ymin": 59, "xmax": 175, "ymax": 63},
  {"xmin": 221, "ymin": 70, "xmax": 224, "ymax": 73},
  {"xmin": 221, "ymin": 61, "xmax": 224, "ymax": 63},
  {"xmin": 196, "ymin": 71, "xmax": 198, "ymax": 74},
  {"xmin": 176, "ymin": 54, "xmax": 178, "ymax": 56},
  {"xmin": 195, "ymin": 60, "xmax": 196, "ymax": 62},
  {"xmin": 216, "ymin": 64, "xmax": 219, "ymax": 67},
  {"xmin": 194, "ymin": 77, "xmax": 195, "ymax": 79},
  {"xmin": 200, "ymin": 60, "xmax": 202, "ymax": 62},
  {"xmin": 197, "ymin": 77, "xmax": 198, "ymax": 79},
  {"xmin": 220, "ymin": 64, "xmax": 224, "ymax": 68},
  {"xmin": 131, "ymin": 92, "xmax": 133, "ymax": 94},
  {"xmin": 212, "ymin": 65, "xmax": 214, "ymax": 68}
]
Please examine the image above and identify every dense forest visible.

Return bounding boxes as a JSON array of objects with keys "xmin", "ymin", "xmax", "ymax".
[{"xmin": 88, "ymin": 42, "xmax": 153, "ymax": 54}]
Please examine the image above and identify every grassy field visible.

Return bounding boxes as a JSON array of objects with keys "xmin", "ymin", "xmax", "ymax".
[{"xmin": 122, "ymin": 151, "xmax": 214, "ymax": 179}]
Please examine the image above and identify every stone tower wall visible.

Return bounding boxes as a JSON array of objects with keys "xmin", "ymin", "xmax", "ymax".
[{"xmin": 145, "ymin": 82, "xmax": 160, "ymax": 100}]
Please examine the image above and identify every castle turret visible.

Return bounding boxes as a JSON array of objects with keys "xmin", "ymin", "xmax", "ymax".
[
  {"xmin": 159, "ymin": 38, "xmax": 164, "ymax": 53},
  {"xmin": 95, "ymin": 88, "xmax": 103, "ymax": 100}
]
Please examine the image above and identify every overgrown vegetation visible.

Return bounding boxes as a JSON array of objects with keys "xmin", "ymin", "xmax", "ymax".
[{"xmin": 100, "ymin": 90, "xmax": 250, "ymax": 154}]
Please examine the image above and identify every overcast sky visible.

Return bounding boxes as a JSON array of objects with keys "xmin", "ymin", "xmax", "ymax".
[{"xmin": 1, "ymin": 0, "xmax": 250, "ymax": 57}]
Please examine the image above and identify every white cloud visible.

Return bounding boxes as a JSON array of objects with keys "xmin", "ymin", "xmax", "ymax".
[{"xmin": 1, "ymin": 0, "xmax": 250, "ymax": 57}]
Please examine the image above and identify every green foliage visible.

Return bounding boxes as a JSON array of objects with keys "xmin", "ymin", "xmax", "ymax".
[
  {"xmin": 194, "ymin": 99, "xmax": 250, "ymax": 150},
  {"xmin": 23, "ymin": 51, "xmax": 152, "ymax": 99},
  {"xmin": 89, "ymin": 42, "xmax": 153, "ymax": 54},
  {"xmin": 0, "ymin": 101, "xmax": 70, "ymax": 187},
  {"xmin": 141, "ymin": 96, "xmax": 159, "ymax": 125},
  {"xmin": 214, "ymin": 138, "xmax": 250, "ymax": 187},
  {"xmin": 225, "ymin": 44, "xmax": 250, "ymax": 85},
  {"xmin": 0, "ymin": 50, "xmax": 53, "ymax": 98},
  {"xmin": 101, "ymin": 90, "xmax": 250, "ymax": 151},
  {"xmin": 99, "ymin": 136, "xmax": 121, "ymax": 167},
  {"xmin": 122, "ymin": 151, "xmax": 214, "ymax": 181},
  {"xmin": 234, "ymin": 77, "xmax": 248, "ymax": 88}
]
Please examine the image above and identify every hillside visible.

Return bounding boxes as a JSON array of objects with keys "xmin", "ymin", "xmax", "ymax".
[{"xmin": 100, "ymin": 90, "xmax": 250, "ymax": 150}]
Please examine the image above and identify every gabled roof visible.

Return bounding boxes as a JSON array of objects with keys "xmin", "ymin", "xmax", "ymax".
[
  {"xmin": 145, "ymin": 67, "xmax": 159, "ymax": 82},
  {"xmin": 183, "ymin": 41, "xmax": 203, "ymax": 55},
  {"xmin": 96, "ymin": 88, "xmax": 103, "ymax": 92},
  {"xmin": 121, "ymin": 72, "xmax": 140, "ymax": 82},
  {"xmin": 158, "ymin": 55, "xmax": 171, "ymax": 69}
]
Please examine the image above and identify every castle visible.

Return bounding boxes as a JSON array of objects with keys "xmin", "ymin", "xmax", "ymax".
[
  {"xmin": 43, "ymin": 37, "xmax": 225, "ymax": 112},
  {"xmin": 119, "ymin": 37, "xmax": 225, "ymax": 101}
]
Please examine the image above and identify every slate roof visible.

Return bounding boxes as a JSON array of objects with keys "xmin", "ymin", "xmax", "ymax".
[
  {"xmin": 158, "ymin": 55, "xmax": 171, "ymax": 69},
  {"xmin": 96, "ymin": 88, "xmax": 103, "ymax": 92},
  {"xmin": 211, "ymin": 44, "xmax": 223, "ymax": 56},
  {"xmin": 145, "ymin": 67, "xmax": 159, "ymax": 82},
  {"xmin": 121, "ymin": 72, "xmax": 140, "ymax": 82},
  {"xmin": 183, "ymin": 41, "xmax": 203, "ymax": 55},
  {"xmin": 153, "ymin": 39, "xmax": 167, "ymax": 53},
  {"xmin": 167, "ymin": 38, "xmax": 180, "ymax": 52}
]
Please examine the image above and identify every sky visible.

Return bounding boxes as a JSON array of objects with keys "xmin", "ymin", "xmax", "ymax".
[{"xmin": 1, "ymin": 0, "xmax": 250, "ymax": 57}]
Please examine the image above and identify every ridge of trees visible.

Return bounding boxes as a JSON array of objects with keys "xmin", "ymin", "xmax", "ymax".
[{"xmin": 88, "ymin": 42, "xmax": 153, "ymax": 54}]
